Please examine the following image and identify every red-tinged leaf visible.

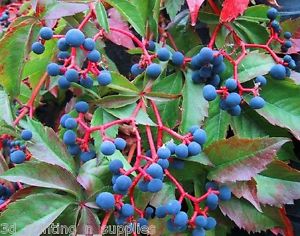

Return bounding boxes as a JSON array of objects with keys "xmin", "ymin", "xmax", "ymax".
[
  {"xmin": 45, "ymin": 3, "xmax": 89, "ymax": 20},
  {"xmin": 255, "ymin": 160, "xmax": 300, "ymax": 206},
  {"xmin": 104, "ymin": 8, "xmax": 135, "ymax": 49},
  {"xmin": 76, "ymin": 206, "xmax": 100, "ymax": 235},
  {"xmin": 228, "ymin": 180, "xmax": 262, "ymax": 212},
  {"xmin": 219, "ymin": 197, "xmax": 284, "ymax": 233},
  {"xmin": 186, "ymin": 0, "xmax": 205, "ymax": 26},
  {"xmin": 220, "ymin": 0, "xmax": 250, "ymax": 23},
  {"xmin": 205, "ymin": 137, "xmax": 289, "ymax": 182}
]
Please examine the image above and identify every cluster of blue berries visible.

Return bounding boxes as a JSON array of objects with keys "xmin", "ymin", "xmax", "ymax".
[
  {"xmin": 190, "ymin": 47, "xmax": 225, "ymax": 86},
  {"xmin": 0, "ymin": 10, "xmax": 10, "ymax": 28},
  {"xmin": 1, "ymin": 130, "xmax": 32, "ymax": 164},
  {"xmin": 0, "ymin": 185, "xmax": 12, "ymax": 205},
  {"xmin": 31, "ymin": 27, "xmax": 112, "ymax": 90},
  {"xmin": 130, "ymin": 41, "xmax": 185, "ymax": 79}
]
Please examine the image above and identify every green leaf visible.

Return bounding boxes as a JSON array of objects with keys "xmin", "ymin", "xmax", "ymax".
[
  {"xmin": 180, "ymin": 70, "xmax": 208, "ymax": 133},
  {"xmin": 23, "ymin": 40, "xmax": 57, "ymax": 89},
  {"xmin": 204, "ymin": 98, "xmax": 230, "ymax": 146},
  {"xmin": 255, "ymin": 160, "xmax": 300, "ymax": 206},
  {"xmin": 238, "ymin": 51, "xmax": 275, "ymax": 83},
  {"xmin": 105, "ymin": 0, "xmax": 145, "ymax": 36},
  {"xmin": 0, "ymin": 90, "xmax": 14, "ymax": 125},
  {"xmin": 144, "ymin": 92, "xmax": 181, "ymax": 102},
  {"xmin": 232, "ymin": 19, "xmax": 269, "ymax": 44},
  {"xmin": 21, "ymin": 119, "xmax": 76, "ymax": 175},
  {"xmin": 0, "ymin": 162, "xmax": 82, "ymax": 198},
  {"xmin": 95, "ymin": 94, "xmax": 139, "ymax": 108},
  {"xmin": 107, "ymin": 72, "xmax": 139, "ymax": 94},
  {"xmin": 219, "ymin": 197, "xmax": 284, "ymax": 233},
  {"xmin": 0, "ymin": 17, "xmax": 39, "ymax": 97},
  {"xmin": 165, "ymin": 0, "xmax": 185, "ymax": 20},
  {"xmin": 0, "ymin": 193, "xmax": 74, "ymax": 236},
  {"xmin": 105, "ymin": 104, "xmax": 156, "ymax": 126},
  {"xmin": 240, "ymin": 5, "xmax": 269, "ymax": 22},
  {"xmin": 77, "ymin": 158, "xmax": 111, "ymax": 198},
  {"xmin": 0, "ymin": 120, "xmax": 18, "ymax": 137},
  {"xmin": 95, "ymin": 2, "xmax": 109, "ymax": 32},
  {"xmin": 245, "ymin": 79, "xmax": 300, "ymax": 140},
  {"xmin": 206, "ymin": 137, "xmax": 289, "ymax": 182}
]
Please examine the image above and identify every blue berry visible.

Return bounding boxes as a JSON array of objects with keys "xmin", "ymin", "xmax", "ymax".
[
  {"xmin": 271, "ymin": 20, "xmax": 280, "ymax": 32},
  {"xmin": 212, "ymin": 62, "xmax": 226, "ymax": 74},
  {"xmin": 80, "ymin": 150, "xmax": 96, "ymax": 162},
  {"xmin": 283, "ymin": 55, "xmax": 292, "ymax": 63},
  {"xmin": 121, "ymin": 204, "xmax": 134, "ymax": 217},
  {"xmin": 205, "ymin": 181, "xmax": 219, "ymax": 191},
  {"xmin": 157, "ymin": 159, "xmax": 169, "ymax": 169},
  {"xmin": 166, "ymin": 141, "xmax": 176, "ymax": 154},
  {"xmin": 100, "ymin": 141, "xmax": 116, "ymax": 156},
  {"xmin": 225, "ymin": 92, "xmax": 241, "ymax": 107},
  {"xmin": 147, "ymin": 41, "xmax": 155, "ymax": 51},
  {"xmin": 87, "ymin": 50, "xmax": 101, "ymax": 62},
  {"xmin": 60, "ymin": 114, "xmax": 71, "ymax": 127},
  {"xmin": 75, "ymin": 101, "xmax": 89, "ymax": 113},
  {"xmin": 64, "ymin": 118, "xmax": 77, "ymax": 129},
  {"xmin": 219, "ymin": 185, "xmax": 232, "ymax": 201},
  {"xmin": 225, "ymin": 78, "xmax": 237, "ymax": 91},
  {"xmin": 289, "ymin": 60, "xmax": 296, "ymax": 69},
  {"xmin": 203, "ymin": 85, "xmax": 217, "ymax": 101},
  {"xmin": 284, "ymin": 32, "xmax": 292, "ymax": 39},
  {"xmin": 57, "ymin": 38, "xmax": 69, "ymax": 51},
  {"xmin": 199, "ymin": 47, "xmax": 214, "ymax": 64},
  {"xmin": 212, "ymin": 52, "xmax": 224, "ymax": 65},
  {"xmin": 39, "ymin": 27, "xmax": 53, "ymax": 40},
  {"xmin": 249, "ymin": 96, "xmax": 265, "ymax": 109},
  {"xmin": 96, "ymin": 192, "xmax": 115, "ymax": 210},
  {"xmin": 192, "ymin": 228, "xmax": 206, "ymax": 236},
  {"xmin": 172, "ymin": 51, "xmax": 185, "ymax": 66},
  {"xmin": 189, "ymin": 125, "xmax": 199, "ymax": 134},
  {"xmin": 157, "ymin": 47, "xmax": 170, "ymax": 61},
  {"xmin": 58, "ymin": 76, "xmax": 71, "ymax": 89},
  {"xmin": 175, "ymin": 144, "xmax": 189, "ymax": 158},
  {"xmin": 206, "ymin": 193, "xmax": 219, "ymax": 210},
  {"xmin": 115, "ymin": 175, "xmax": 132, "ymax": 191},
  {"xmin": 97, "ymin": 71, "xmax": 112, "ymax": 86},
  {"xmin": 109, "ymin": 159, "xmax": 123, "ymax": 174},
  {"xmin": 166, "ymin": 200, "xmax": 181, "ymax": 215},
  {"xmin": 67, "ymin": 144, "xmax": 81, "ymax": 155},
  {"xmin": 130, "ymin": 64, "xmax": 144, "ymax": 77},
  {"xmin": 47, "ymin": 63, "xmax": 60, "ymax": 76},
  {"xmin": 267, "ymin": 7, "xmax": 278, "ymax": 20},
  {"xmin": 112, "ymin": 174, "xmax": 120, "ymax": 185},
  {"xmin": 195, "ymin": 215, "xmax": 207, "ymax": 228},
  {"xmin": 191, "ymin": 71, "xmax": 203, "ymax": 84},
  {"xmin": 57, "ymin": 51, "xmax": 70, "ymax": 60},
  {"xmin": 193, "ymin": 128, "xmax": 207, "ymax": 145},
  {"xmin": 83, "ymin": 38, "xmax": 95, "ymax": 51},
  {"xmin": 228, "ymin": 105, "xmax": 241, "ymax": 116},
  {"xmin": 63, "ymin": 130, "xmax": 77, "ymax": 145},
  {"xmin": 138, "ymin": 180, "xmax": 149, "ymax": 192},
  {"xmin": 114, "ymin": 138, "xmax": 126, "ymax": 150},
  {"xmin": 80, "ymin": 76, "xmax": 94, "ymax": 88},
  {"xmin": 21, "ymin": 130, "xmax": 32, "ymax": 141},
  {"xmin": 190, "ymin": 54, "xmax": 202, "ymax": 70},
  {"xmin": 157, "ymin": 147, "xmax": 171, "ymax": 159},
  {"xmin": 167, "ymin": 219, "xmax": 179, "ymax": 232},
  {"xmin": 146, "ymin": 63, "xmax": 162, "ymax": 78},
  {"xmin": 284, "ymin": 40, "xmax": 292, "ymax": 48},
  {"xmin": 65, "ymin": 29, "xmax": 85, "ymax": 47},
  {"xmin": 146, "ymin": 163, "xmax": 163, "ymax": 179},
  {"xmin": 65, "ymin": 69, "xmax": 79, "ymax": 82},
  {"xmin": 174, "ymin": 211, "xmax": 188, "ymax": 227},
  {"xmin": 199, "ymin": 66, "xmax": 212, "ymax": 79},
  {"xmin": 145, "ymin": 207, "xmax": 154, "ymax": 219},
  {"xmin": 209, "ymin": 74, "xmax": 221, "ymax": 87},
  {"xmin": 31, "ymin": 42, "xmax": 45, "ymax": 54},
  {"xmin": 204, "ymin": 217, "xmax": 217, "ymax": 230},
  {"xmin": 255, "ymin": 75, "xmax": 267, "ymax": 86},
  {"xmin": 147, "ymin": 178, "xmax": 163, "ymax": 192},
  {"xmin": 188, "ymin": 141, "xmax": 201, "ymax": 156},
  {"xmin": 156, "ymin": 206, "xmax": 167, "ymax": 218},
  {"xmin": 137, "ymin": 218, "xmax": 148, "ymax": 227},
  {"xmin": 10, "ymin": 150, "xmax": 26, "ymax": 164}
]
